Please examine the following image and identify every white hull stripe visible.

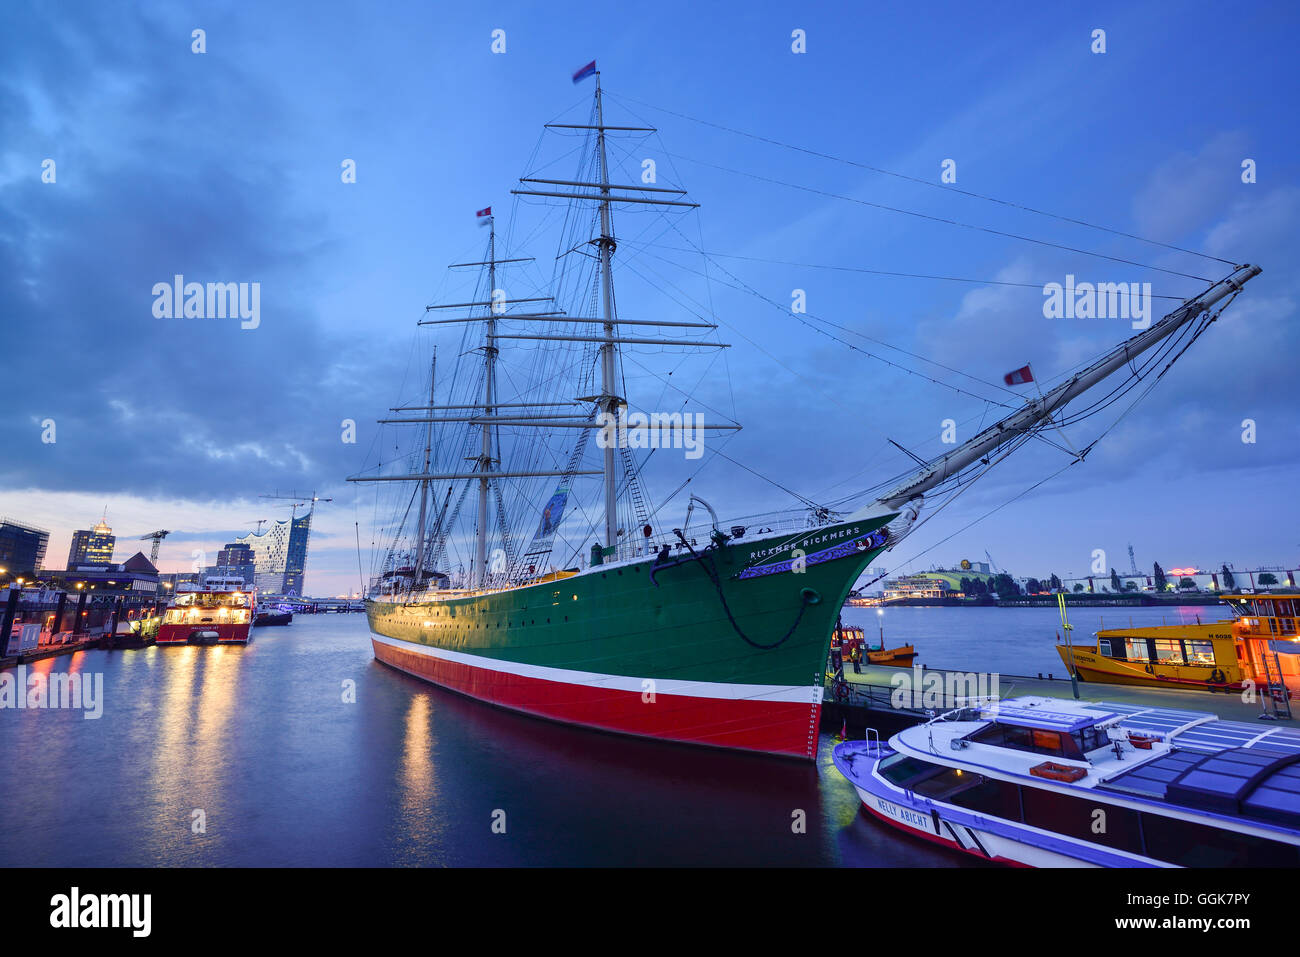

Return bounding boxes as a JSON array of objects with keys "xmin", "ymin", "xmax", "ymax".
[{"xmin": 370, "ymin": 632, "xmax": 823, "ymax": 705}]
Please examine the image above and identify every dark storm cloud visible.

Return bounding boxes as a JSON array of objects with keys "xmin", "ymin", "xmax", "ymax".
[{"xmin": 0, "ymin": 3, "xmax": 399, "ymax": 501}]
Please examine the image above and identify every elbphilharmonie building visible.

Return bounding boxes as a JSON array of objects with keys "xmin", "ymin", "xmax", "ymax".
[{"xmin": 234, "ymin": 512, "xmax": 312, "ymax": 595}]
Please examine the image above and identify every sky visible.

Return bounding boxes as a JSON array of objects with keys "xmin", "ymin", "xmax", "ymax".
[{"xmin": 1, "ymin": 0, "xmax": 1297, "ymax": 595}]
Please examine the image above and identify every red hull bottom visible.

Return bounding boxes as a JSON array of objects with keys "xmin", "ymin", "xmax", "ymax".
[
  {"xmin": 372, "ymin": 638, "xmax": 820, "ymax": 759},
  {"xmin": 157, "ymin": 623, "xmax": 250, "ymax": 645}
]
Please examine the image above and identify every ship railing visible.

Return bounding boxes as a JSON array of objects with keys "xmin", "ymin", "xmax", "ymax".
[{"xmin": 604, "ymin": 508, "xmax": 845, "ymax": 565}]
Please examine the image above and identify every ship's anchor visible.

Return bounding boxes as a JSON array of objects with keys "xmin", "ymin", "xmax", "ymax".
[{"xmin": 672, "ymin": 529, "xmax": 819, "ymax": 650}]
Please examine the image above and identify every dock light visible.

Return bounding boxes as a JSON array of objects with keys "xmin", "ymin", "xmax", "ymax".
[{"xmin": 75, "ymin": 582, "xmax": 83, "ymax": 590}]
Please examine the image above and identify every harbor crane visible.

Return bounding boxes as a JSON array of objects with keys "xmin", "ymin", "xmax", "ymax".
[
  {"xmin": 139, "ymin": 530, "xmax": 170, "ymax": 563},
  {"xmin": 259, "ymin": 491, "xmax": 333, "ymax": 519}
]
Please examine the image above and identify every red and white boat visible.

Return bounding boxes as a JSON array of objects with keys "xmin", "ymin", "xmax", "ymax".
[{"xmin": 157, "ymin": 576, "xmax": 255, "ymax": 645}]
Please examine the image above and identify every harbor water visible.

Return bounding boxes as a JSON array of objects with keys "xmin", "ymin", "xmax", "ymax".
[{"xmin": 0, "ymin": 604, "xmax": 1230, "ymax": 866}]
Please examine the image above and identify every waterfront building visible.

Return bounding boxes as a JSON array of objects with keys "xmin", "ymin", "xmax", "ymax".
[
  {"xmin": 882, "ymin": 561, "xmax": 1000, "ymax": 600},
  {"xmin": 212, "ymin": 542, "xmax": 256, "ymax": 586},
  {"xmin": 0, "ymin": 517, "xmax": 50, "ymax": 577},
  {"xmin": 234, "ymin": 513, "xmax": 312, "ymax": 595},
  {"xmin": 44, "ymin": 552, "xmax": 161, "ymax": 601},
  {"xmin": 67, "ymin": 516, "xmax": 115, "ymax": 567},
  {"xmin": 883, "ymin": 574, "xmax": 954, "ymax": 601}
]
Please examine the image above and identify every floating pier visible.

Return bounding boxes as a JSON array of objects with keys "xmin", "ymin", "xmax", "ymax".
[{"xmin": 821, "ymin": 662, "xmax": 1293, "ymax": 736}]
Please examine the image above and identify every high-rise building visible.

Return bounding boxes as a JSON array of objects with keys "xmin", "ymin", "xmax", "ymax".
[
  {"xmin": 213, "ymin": 542, "xmax": 256, "ymax": 586},
  {"xmin": 234, "ymin": 513, "xmax": 312, "ymax": 595},
  {"xmin": 0, "ymin": 518, "xmax": 50, "ymax": 576},
  {"xmin": 67, "ymin": 517, "xmax": 116, "ymax": 567}
]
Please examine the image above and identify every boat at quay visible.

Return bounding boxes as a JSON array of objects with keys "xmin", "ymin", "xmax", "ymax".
[
  {"xmin": 833, "ymin": 696, "xmax": 1300, "ymax": 867},
  {"xmin": 1057, "ymin": 594, "xmax": 1300, "ymax": 706},
  {"xmin": 347, "ymin": 66, "xmax": 1261, "ymax": 762},
  {"xmin": 156, "ymin": 576, "xmax": 255, "ymax": 645}
]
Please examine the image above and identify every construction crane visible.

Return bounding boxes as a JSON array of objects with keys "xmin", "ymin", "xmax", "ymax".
[
  {"xmin": 139, "ymin": 530, "xmax": 170, "ymax": 563},
  {"xmin": 246, "ymin": 519, "xmax": 268, "ymax": 535},
  {"xmin": 1128, "ymin": 544, "xmax": 1139, "ymax": 576},
  {"xmin": 259, "ymin": 491, "xmax": 333, "ymax": 519}
]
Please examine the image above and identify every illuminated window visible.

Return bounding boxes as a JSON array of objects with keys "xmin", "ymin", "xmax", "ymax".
[
  {"xmin": 1125, "ymin": 638, "xmax": 1150, "ymax": 662},
  {"xmin": 1153, "ymin": 639, "xmax": 1184, "ymax": 665}
]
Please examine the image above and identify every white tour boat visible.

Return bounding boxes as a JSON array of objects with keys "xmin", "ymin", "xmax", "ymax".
[{"xmin": 833, "ymin": 695, "xmax": 1300, "ymax": 867}]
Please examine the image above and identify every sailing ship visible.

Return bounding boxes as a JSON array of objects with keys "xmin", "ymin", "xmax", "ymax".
[{"xmin": 348, "ymin": 67, "xmax": 1261, "ymax": 760}]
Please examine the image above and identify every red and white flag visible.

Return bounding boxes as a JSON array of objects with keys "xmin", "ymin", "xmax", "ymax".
[
  {"xmin": 476, "ymin": 206, "xmax": 493, "ymax": 225},
  {"xmin": 1003, "ymin": 364, "xmax": 1034, "ymax": 386}
]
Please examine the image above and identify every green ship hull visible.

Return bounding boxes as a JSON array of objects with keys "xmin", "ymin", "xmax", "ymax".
[{"xmin": 367, "ymin": 513, "xmax": 894, "ymax": 759}]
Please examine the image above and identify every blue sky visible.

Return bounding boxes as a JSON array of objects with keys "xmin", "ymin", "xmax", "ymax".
[{"xmin": 2, "ymin": 0, "xmax": 1297, "ymax": 594}]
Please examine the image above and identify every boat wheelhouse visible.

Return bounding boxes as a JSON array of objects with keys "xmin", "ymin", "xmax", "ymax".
[
  {"xmin": 157, "ymin": 576, "xmax": 254, "ymax": 645},
  {"xmin": 1057, "ymin": 594, "xmax": 1300, "ymax": 713},
  {"xmin": 833, "ymin": 695, "xmax": 1300, "ymax": 867}
]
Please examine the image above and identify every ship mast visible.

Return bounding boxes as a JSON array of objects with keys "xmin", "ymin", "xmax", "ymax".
[
  {"xmin": 863, "ymin": 264, "xmax": 1262, "ymax": 517},
  {"xmin": 594, "ymin": 74, "xmax": 619, "ymax": 553},
  {"xmin": 510, "ymin": 70, "xmax": 734, "ymax": 562},
  {"xmin": 475, "ymin": 221, "xmax": 499, "ymax": 588},
  {"xmin": 411, "ymin": 352, "xmax": 435, "ymax": 593}
]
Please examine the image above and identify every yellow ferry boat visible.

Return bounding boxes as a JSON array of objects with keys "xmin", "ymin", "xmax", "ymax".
[{"xmin": 1056, "ymin": 594, "xmax": 1299, "ymax": 699}]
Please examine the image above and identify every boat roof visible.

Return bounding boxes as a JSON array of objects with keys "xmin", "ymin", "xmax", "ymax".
[
  {"xmin": 986, "ymin": 702, "xmax": 1118, "ymax": 733},
  {"xmin": 895, "ymin": 696, "xmax": 1300, "ymax": 836}
]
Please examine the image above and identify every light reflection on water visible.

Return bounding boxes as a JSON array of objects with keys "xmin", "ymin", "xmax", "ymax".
[{"xmin": 0, "ymin": 612, "xmax": 1049, "ymax": 866}]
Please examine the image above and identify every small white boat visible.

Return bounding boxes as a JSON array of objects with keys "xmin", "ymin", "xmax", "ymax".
[{"xmin": 833, "ymin": 695, "xmax": 1300, "ymax": 867}]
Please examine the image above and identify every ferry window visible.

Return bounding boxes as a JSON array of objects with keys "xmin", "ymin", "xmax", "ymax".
[
  {"xmin": 970, "ymin": 723, "xmax": 1081, "ymax": 758},
  {"xmin": 1098, "ymin": 638, "xmax": 1116, "ymax": 658},
  {"xmin": 948, "ymin": 775, "xmax": 1022, "ymax": 822},
  {"xmin": 878, "ymin": 755, "xmax": 944, "ymax": 788},
  {"xmin": 1032, "ymin": 729, "xmax": 1064, "ymax": 756},
  {"xmin": 1184, "ymin": 640, "xmax": 1215, "ymax": 667},
  {"xmin": 911, "ymin": 767, "xmax": 981, "ymax": 800},
  {"xmin": 969, "ymin": 723, "xmax": 1031, "ymax": 751},
  {"xmin": 1140, "ymin": 813, "xmax": 1297, "ymax": 867},
  {"xmin": 1152, "ymin": 639, "xmax": 1184, "ymax": 665},
  {"xmin": 1125, "ymin": 639, "xmax": 1150, "ymax": 662},
  {"xmin": 1075, "ymin": 725, "xmax": 1109, "ymax": 753},
  {"xmin": 1022, "ymin": 788, "xmax": 1145, "ymax": 855}
]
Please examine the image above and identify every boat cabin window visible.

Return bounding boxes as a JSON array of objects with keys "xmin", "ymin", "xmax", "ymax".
[
  {"xmin": 1184, "ymin": 640, "xmax": 1215, "ymax": 666},
  {"xmin": 877, "ymin": 754, "xmax": 947, "ymax": 789},
  {"xmin": 1124, "ymin": 638, "xmax": 1150, "ymax": 662},
  {"xmin": 967, "ymin": 722, "xmax": 1088, "ymax": 760},
  {"xmin": 1152, "ymin": 639, "xmax": 1184, "ymax": 665},
  {"xmin": 1098, "ymin": 637, "xmax": 1117, "ymax": 658},
  {"xmin": 1140, "ymin": 812, "xmax": 1299, "ymax": 867}
]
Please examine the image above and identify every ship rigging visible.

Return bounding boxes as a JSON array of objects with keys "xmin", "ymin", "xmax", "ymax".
[{"xmin": 342, "ymin": 67, "xmax": 1259, "ymax": 760}]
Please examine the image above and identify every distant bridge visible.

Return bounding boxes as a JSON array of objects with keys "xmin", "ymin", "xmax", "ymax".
[{"xmin": 259, "ymin": 595, "xmax": 364, "ymax": 613}]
